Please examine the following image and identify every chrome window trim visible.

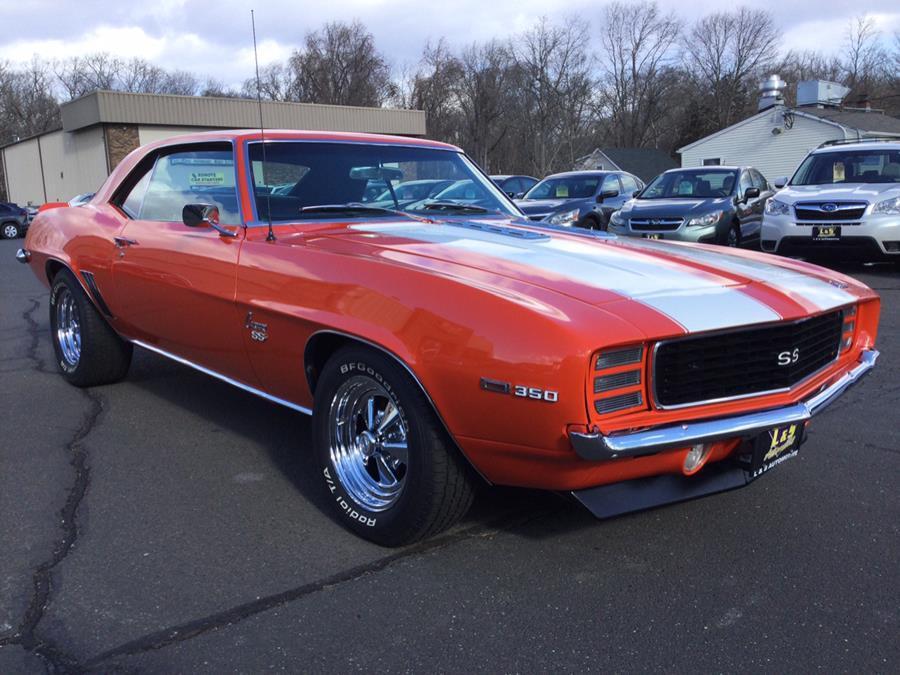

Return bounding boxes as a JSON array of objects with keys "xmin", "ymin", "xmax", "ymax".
[
  {"xmin": 240, "ymin": 139, "xmax": 518, "ymax": 226},
  {"xmin": 132, "ymin": 340, "xmax": 313, "ymax": 415},
  {"xmin": 649, "ymin": 308, "xmax": 848, "ymax": 411}
]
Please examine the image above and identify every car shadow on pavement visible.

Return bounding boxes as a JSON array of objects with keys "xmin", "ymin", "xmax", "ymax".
[{"xmin": 121, "ymin": 347, "xmax": 587, "ymax": 543}]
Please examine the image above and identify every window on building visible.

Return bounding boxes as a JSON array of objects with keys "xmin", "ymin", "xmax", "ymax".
[{"xmin": 702, "ymin": 158, "xmax": 722, "ymax": 166}]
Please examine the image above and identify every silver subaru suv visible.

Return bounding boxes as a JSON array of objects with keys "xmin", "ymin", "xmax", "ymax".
[{"xmin": 761, "ymin": 139, "xmax": 900, "ymax": 262}]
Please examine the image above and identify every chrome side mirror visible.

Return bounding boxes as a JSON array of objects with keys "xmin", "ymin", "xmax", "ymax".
[
  {"xmin": 182, "ymin": 204, "xmax": 236, "ymax": 237},
  {"xmin": 773, "ymin": 176, "xmax": 788, "ymax": 189}
]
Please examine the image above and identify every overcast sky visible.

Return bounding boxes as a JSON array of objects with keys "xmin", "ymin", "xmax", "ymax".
[{"xmin": 1, "ymin": 0, "xmax": 898, "ymax": 89}]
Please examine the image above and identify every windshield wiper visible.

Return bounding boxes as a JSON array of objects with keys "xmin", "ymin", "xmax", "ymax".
[
  {"xmin": 417, "ymin": 201, "xmax": 490, "ymax": 214},
  {"xmin": 299, "ymin": 204, "xmax": 433, "ymax": 222}
]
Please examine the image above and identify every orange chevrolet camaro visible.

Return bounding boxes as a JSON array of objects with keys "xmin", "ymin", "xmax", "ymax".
[{"xmin": 18, "ymin": 130, "xmax": 880, "ymax": 546}]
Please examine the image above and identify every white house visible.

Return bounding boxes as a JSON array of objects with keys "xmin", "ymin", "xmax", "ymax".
[{"xmin": 678, "ymin": 79, "xmax": 900, "ymax": 182}]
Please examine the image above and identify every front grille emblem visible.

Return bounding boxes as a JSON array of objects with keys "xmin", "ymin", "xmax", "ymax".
[{"xmin": 820, "ymin": 203, "xmax": 838, "ymax": 212}]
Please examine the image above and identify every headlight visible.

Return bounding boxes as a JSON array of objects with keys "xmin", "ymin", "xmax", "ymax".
[
  {"xmin": 765, "ymin": 199, "xmax": 791, "ymax": 216},
  {"xmin": 547, "ymin": 208, "xmax": 580, "ymax": 226},
  {"xmin": 872, "ymin": 196, "xmax": 900, "ymax": 215},
  {"xmin": 610, "ymin": 210, "xmax": 626, "ymax": 226},
  {"xmin": 685, "ymin": 211, "xmax": 723, "ymax": 227}
]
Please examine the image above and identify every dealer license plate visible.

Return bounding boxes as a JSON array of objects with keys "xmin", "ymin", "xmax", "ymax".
[
  {"xmin": 812, "ymin": 225, "xmax": 841, "ymax": 241},
  {"xmin": 749, "ymin": 424, "xmax": 801, "ymax": 479}
]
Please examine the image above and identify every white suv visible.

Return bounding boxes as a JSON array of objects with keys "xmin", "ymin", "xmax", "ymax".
[{"xmin": 761, "ymin": 139, "xmax": 900, "ymax": 262}]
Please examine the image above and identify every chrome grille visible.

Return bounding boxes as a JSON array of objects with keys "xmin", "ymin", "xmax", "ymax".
[
  {"xmin": 595, "ymin": 391, "xmax": 643, "ymax": 414},
  {"xmin": 595, "ymin": 370, "xmax": 641, "ymax": 393}
]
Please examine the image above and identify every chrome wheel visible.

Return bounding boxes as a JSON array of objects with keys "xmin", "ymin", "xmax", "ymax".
[
  {"xmin": 2, "ymin": 224, "xmax": 18, "ymax": 238},
  {"xmin": 55, "ymin": 288, "xmax": 82, "ymax": 368},
  {"xmin": 328, "ymin": 376, "xmax": 409, "ymax": 511}
]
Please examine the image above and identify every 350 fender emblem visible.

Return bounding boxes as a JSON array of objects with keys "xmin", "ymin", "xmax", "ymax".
[{"xmin": 480, "ymin": 378, "xmax": 559, "ymax": 402}]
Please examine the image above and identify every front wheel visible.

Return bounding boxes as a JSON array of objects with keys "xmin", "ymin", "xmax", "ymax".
[
  {"xmin": 313, "ymin": 346, "xmax": 475, "ymax": 546},
  {"xmin": 2, "ymin": 222, "xmax": 21, "ymax": 239},
  {"xmin": 721, "ymin": 222, "xmax": 741, "ymax": 248}
]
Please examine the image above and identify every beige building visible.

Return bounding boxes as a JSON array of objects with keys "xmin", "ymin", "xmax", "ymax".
[{"xmin": 0, "ymin": 90, "xmax": 427, "ymax": 205}]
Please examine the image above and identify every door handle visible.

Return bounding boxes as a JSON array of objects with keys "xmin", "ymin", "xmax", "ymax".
[{"xmin": 114, "ymin": 236, "xmax": 139, "ymax": 248}]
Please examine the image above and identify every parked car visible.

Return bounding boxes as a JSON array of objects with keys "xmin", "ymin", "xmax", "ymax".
[
  {"xmin": 368, "ymin": 179, "xmax": 456, "ymax": 207},
  {"xmin": 609, "ymin": 167, "xmax": 773, "ymax": 247},
  {"xmin": 762, "ymin": 139, "xmax": 900, "ymax": 262},
  {"xmin": 515, "ymin": 170, "xmax": 642, "ymax": 229},
  {"xmin": 1, "ymin": 202, "xmax": 29, "ymax": 239},
  {"xmin": 18, "ymin": 130, "xmax": 880, "ymax": 546},
  {"xmin": 490, "ymin": 174, "xmax": 539, "ymax": 199}
]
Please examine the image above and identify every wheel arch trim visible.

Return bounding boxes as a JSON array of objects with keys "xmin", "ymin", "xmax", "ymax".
[{"xmin": 304, "ymin": 328, "xmax": 489, "ymax": 482}]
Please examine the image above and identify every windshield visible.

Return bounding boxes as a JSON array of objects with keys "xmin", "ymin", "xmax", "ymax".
[
  {"xmin": 792, "ymin": 149, "xmax": 900, "ymax": 186},
  {"xmin": 248, "ymin": 142, "xmax": 517, "ymax": 220},
  {"xmin": 524, "ymin": 175, "xmax": 601, "ymax": 200},
  {"xmin": 640, "ymin": 170, "xmax": 738, "ymax": 199}
]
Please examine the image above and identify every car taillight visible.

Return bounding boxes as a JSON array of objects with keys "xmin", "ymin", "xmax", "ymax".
[
  {"xmin": 592, "ymin": 345, "xmax": 647, "ymax": 416},
  {"xmin": 841, "ymin": 306, "xmax": 856, "ymax": 353}
]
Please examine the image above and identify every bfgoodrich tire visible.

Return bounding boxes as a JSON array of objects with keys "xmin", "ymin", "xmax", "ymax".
[
  {"xmin": 49, "ymin": 269, "xmax": 133, "ymax": 387},
  {"xmin": 313, "ymin": 346, "xmax": 475, "ymax": 546}
]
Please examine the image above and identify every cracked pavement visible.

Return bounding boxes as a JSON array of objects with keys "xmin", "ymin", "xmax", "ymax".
[{"xmin": 0, "ymin": 238, "xmax": 897, "ymax": 672}]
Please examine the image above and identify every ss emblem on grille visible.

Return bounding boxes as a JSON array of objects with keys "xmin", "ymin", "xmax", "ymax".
[{"xmin": 777, "ymin": 348, "xmax": 800, "ymax": 366}]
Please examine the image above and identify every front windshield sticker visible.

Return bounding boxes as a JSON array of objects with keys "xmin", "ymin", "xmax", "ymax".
[{"xmin": 555, "ymin": 185, "xmax": 569, "ymax": 198}]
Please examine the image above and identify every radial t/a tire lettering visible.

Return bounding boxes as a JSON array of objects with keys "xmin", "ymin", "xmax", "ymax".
[
  {"xmin": 312, "ymin": 346, "xmax": 475, "ymax": 547},
  {"xmin": 49, "ymin": 269, "xmax": 133, "ymax": 387}
]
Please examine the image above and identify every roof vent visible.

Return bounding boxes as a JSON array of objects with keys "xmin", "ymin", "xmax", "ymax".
[
  {"xmin": 758, "ymin": 74, "xmax": 786, "ymax": 111},
  {"xmin": 796, "ymin": 80, "xmax": 850, "ymax": 108}
]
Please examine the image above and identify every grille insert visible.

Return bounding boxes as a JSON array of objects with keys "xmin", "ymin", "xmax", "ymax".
[
  {"xmin": 653, "ymin": 311, "xmax": 843, "ymax": 407},
  {"xmin": 596, "ymin": 346, "xmax": 643, "ymax": 370},
  {"xmin": 595, "ymin": 391, "xmax": 643, "ymax": 414},
  {"xmin": 630, "ymin": 217, "xmax": 682, "ymax": 232},
  {"xmin": 795, "ymin": 202, "xmax": 867, "ymax": 222},
  {"xmin": 595, "ymin": 370, "xmax": 641, "ymax": 393}
]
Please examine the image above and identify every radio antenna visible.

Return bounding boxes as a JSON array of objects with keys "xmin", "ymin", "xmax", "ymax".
[{"xmin": 251, "ymin": 9, "xmax": 276, "ymax": 242}]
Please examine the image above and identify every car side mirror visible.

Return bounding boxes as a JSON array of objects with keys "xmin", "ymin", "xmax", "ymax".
[
  {"xmin": 182, "ymin": 203, "xmax": 236, "ymax": 238},
  {"xmin": 743, "ymin": 187, "xmax": 760, "ymax": 202},
  {"xmin": 773, "ymin": 176, "xmax": 788, "ymax": 189},
  {"xmin": 596, "ymin": 189, "xmax": 619, "ymax": 203}
]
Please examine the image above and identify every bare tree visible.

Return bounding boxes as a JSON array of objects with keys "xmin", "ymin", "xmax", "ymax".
[
  {"xmin": 683, "ymin": 8, "xmax": 781, "ymax": 129},
  {"xmin": 399, "ymin": 40, "xmax": 463, "ymax": 143},
  {"xmin": 288, "ymin": 21, "xmax": 394, "ymax": 106},
  {"xmin": 514, "ymin": 17, "xmax": 596, "ymax": 175},
  {"xmin": 599, "ymin": 1, "xmax": 681, "ymax": 148},
  {"xmin": 842, "ymin": 15, "xmax": 887, "ymax": 91},
  {"xmin": 0, "ymin": 58, "xmax": 60, "ymax": 145},
  {"xmin": 452, "ymin": 40, "xmax": 517, "ymax": 170}
]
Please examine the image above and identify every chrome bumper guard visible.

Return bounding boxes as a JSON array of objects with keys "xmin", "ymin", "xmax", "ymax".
[{"xmin": 569, "ymin": 350, "xmax": 879, "ymax": 461}]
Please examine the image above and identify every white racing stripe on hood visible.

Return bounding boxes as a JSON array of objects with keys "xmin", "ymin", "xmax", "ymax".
[
  {"xmin": 621, "ymin": 239, "xmax": 856, "ymax": 311},
  {"xmin": 352, "ymin": 222, "xmax": 782, "ymax": 332}
]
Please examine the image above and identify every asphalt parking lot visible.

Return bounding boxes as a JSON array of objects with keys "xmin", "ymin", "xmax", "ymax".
[{"xmin": 1, "ymin": 237, "xmax": 897, "ymax": 673}]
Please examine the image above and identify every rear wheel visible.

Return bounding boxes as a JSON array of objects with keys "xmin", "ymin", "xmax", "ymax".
[
  {"xmin": 49, "ymin": 269, "xmax": 132, "ymax": 386},
  {"xmin": 313, "ymin": 346, "xmax": 475, "ymax": 546},
  {"xmin": 2, "ymin": 222, "xmax": 21, "ymax": 239}
]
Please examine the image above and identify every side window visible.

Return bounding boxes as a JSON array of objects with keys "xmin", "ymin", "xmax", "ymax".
[
  {"xmin": 601, "ymin": 174, "xmax": 620, "ymax": 194},
  {"xmin": 620, "ymin": 174, "xmax": 639, "ymax": 194},
  {"xmin": 118, "ymin": 146, "xmax": 240, "ymax": 224},
  {"xmin": 504, "ymin": 178, "xmax": 523, "ymax": 195},
  {"xmin": 739, "ymin": 171, "xmax": 754, "ymax": 197},
  {"xmin": 752, "ymin": 170, "xmax": 769, "ymax": 191}
]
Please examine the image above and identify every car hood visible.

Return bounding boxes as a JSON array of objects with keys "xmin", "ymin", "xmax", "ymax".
[
  {"xmin": 622, "ymin": 198, "xmax": 732, "ymax": 217},
  {"xmin": 514, "ymin": 199, "xmax": 577, "ymax": 216},
  {"xmin": 314, "ymin": 218, "xmax": 866, "ymax": 335},
  {"xmin": 776, "ymin": 183, "xmax": 900, "ymax": 203}
]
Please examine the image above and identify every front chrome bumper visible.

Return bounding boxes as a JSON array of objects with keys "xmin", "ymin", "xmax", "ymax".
[{"xmin": 569, "ymin": 350, "xmax": 879, "ymax": 461}]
